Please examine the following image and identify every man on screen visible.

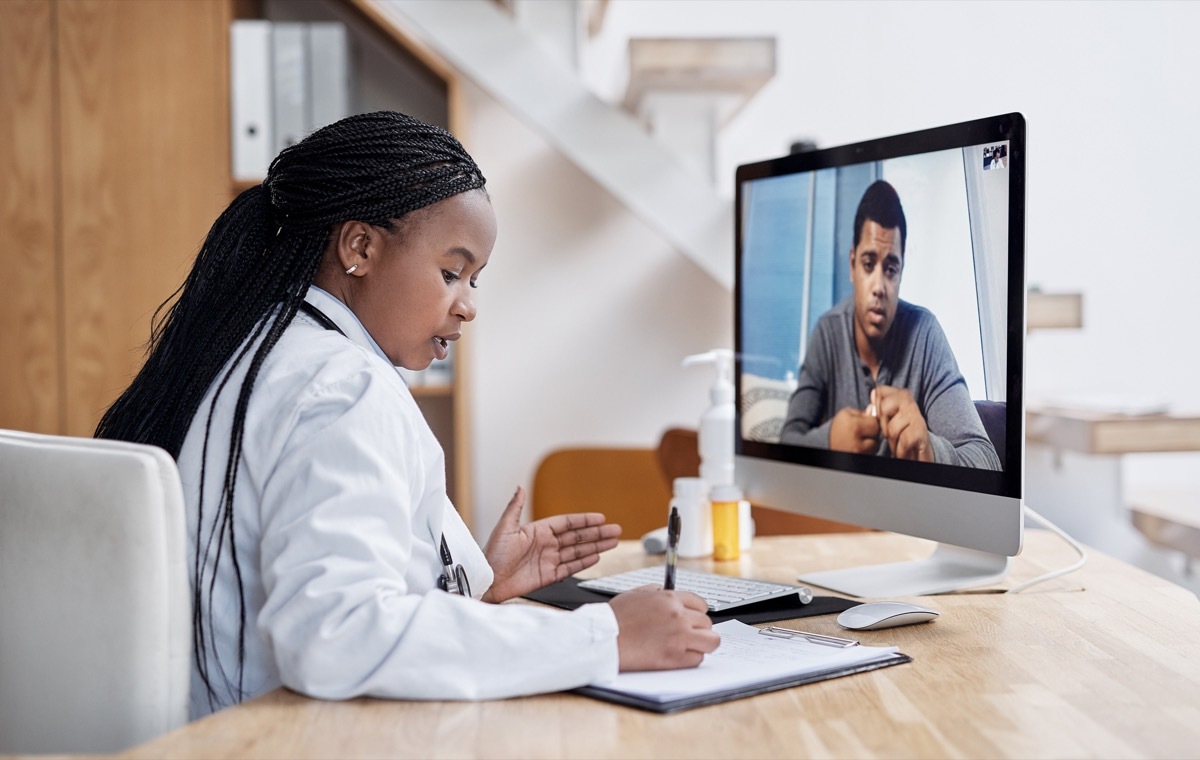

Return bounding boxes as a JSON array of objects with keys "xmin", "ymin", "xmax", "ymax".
[{"xmin": 780, "ymin": 180, "xmax": 1001, "ymax": 470}]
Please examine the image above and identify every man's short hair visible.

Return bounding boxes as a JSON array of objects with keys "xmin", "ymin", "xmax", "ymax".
[{"xmin": 852, "ymin": 180, "xmax": 907, "ymax": 255}]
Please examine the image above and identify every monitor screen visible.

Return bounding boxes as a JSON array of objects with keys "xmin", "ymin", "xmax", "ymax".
[{"xmin": 734, "ymin": 114, "xmax": 1025, "ymax": 597}]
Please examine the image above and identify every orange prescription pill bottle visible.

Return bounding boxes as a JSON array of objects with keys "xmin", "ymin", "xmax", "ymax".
[{"xmin": 710, "ymin": 483, "xmax": 742, "ymax": 561}]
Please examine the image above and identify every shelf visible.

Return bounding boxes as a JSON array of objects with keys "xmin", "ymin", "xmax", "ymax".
[
  {"xmin": 1129, "ymin": 488, "xmax": 1200, "ymax": 560},
  {"xmin": 231, "ymin": 178, "xmax": 262, "ymax": 194},
  {"xmin": 409, "ymin": 384, "xmax": 453, "ymax": 398},
  {"xmin": 1027, "ymin": 407, "xmax": 1200, "ymax": 455},
  {"xmin": 1027, "ymin": 291, "xmax": 1082, "ymax": 330},
  {"xmin": 623, "ymin": 37, "xmax": 775, "ymax": 126}
]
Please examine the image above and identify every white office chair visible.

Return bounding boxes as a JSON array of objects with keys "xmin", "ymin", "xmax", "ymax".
[{"xmin": 0, "ymin": 429, "xmax": 191, "ymax": 753}]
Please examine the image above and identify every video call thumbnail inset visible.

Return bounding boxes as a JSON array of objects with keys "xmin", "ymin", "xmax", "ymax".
[{"xmin": 984, "ymin": 144, "xmax": 1007, "ymax": 171}]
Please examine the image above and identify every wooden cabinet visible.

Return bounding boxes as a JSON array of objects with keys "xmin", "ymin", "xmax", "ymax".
[
  {"xmin": 0, "ymin": 0, "xmax": 232, "ymax": 437},
  {"xmin": 1, "ymin": 0, "xmax": 62, "ymax": 434}
]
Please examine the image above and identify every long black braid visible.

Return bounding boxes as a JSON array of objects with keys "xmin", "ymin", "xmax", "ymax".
[{"xmin": 95, "ymin": 111, "xmax": 486, "ymax": 710}]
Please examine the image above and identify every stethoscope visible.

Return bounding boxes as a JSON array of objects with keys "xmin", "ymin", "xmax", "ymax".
[{"xmin": 298, "ymin": 300, "xmax": 470, "ymax": 597}]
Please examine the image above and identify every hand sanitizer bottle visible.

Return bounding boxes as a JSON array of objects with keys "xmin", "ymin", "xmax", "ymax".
[{"xmin": 683, "ymin": 349, "xmax": 735, "ymax": 490}]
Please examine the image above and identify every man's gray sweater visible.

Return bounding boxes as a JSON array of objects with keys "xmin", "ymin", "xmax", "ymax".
[{"xmin": 780, "ymin": 297, "xmax": 1001, "ymax": 470}]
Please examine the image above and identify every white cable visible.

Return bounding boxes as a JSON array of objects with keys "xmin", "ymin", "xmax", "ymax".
[{"xmin": 1005, "ymin": 504, "xmax": 1089, "ymax": 594}]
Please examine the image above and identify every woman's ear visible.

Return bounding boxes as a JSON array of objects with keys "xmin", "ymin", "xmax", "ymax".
[{"xmin": 332, "ymin": 220, "xmax": 374, "ymax": 276}]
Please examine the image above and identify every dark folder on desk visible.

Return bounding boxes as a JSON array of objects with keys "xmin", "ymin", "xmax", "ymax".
[
  {"xmin": 524, "ymin": 576, "xmax": 859, "ymax": 624},
  {"xmin": 573, "ymin": 620, "xmax": 912, "ymax": 714}
]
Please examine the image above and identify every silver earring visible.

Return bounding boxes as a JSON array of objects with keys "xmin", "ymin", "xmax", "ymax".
[{"xmin": 345, "ymin": 264, "xmax": 358, "ymax": 275}]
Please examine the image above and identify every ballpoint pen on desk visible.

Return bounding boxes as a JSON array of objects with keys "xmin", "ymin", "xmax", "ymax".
[{"xmin": 663, "ymin": 506, "xmax": 680, "ymax": 590}]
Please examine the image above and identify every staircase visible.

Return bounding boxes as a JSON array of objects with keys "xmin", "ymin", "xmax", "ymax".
[{"xmin": 356, "ymin": 0, "xmax": 774, "ymax": 290}]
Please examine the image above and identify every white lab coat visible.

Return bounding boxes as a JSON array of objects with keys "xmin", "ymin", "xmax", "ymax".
[{"xmin": 177, "ymin": 287, "xmax": 618, "ymax": 719}]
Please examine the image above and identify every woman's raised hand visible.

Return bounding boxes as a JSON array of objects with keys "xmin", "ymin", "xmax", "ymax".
[{"xmin": 481, "ymin": 486, "xmax": 622, "ymax": 603}]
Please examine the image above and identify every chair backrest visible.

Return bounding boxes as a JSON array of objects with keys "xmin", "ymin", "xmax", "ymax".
[
  {"xmin": 0, "ymin": 429, "xmax": 191, "ymax": 753},
  {"xmin": 973, "ymin": 400, "xmax": 1007, "ymax": 471},
  {"xmin": 531, "ymin": 447, "xmax": 672, "ymax": 539}
]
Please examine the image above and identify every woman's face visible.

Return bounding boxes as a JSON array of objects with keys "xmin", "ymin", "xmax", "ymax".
[{"xmin": 349, "ymin": 190, "xmax": 496, "ymax": 370}]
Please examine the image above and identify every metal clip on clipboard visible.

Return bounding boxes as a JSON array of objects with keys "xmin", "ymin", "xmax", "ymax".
[{"xmin": 758, "ymin": 626, "xmax": 859, "ymax": 648}]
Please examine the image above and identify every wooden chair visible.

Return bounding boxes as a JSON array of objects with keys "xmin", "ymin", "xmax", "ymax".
[
  {"xmin": 531, "ymin": 447, "xmax": 673, "ymax": 539},
  {"xmin": 655, "ymin": 427, "xmax": 868, "ymax": 535},
  {"xmin": 531, "ymin": 429, "xmax": 868, "ymax": 540}
]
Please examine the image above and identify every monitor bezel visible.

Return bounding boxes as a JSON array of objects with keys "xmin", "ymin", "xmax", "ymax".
[{"xmin": 734, "ymin": 113, "xmax": 1025, "ymax": 500}]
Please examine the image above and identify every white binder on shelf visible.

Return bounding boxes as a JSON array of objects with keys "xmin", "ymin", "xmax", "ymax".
[
  {"xmin": 271, "ymin": 22, "xmax": 308, "ymax": 158},
  {"xmin": 230, "ymin": 21, "xmax": 273, "ymax": 182},
  {"xmin": 308, "ymin": 23, "xmax": 351, "ymax": 133},
  {"xmin": 230, "ymin": 20, "xmax": 352, "ymax": 180}
]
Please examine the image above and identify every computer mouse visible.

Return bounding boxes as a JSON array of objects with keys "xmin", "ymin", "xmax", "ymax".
[{"xmin": 836, "ymin": 601, "xmax": 939, "ymax": 630}]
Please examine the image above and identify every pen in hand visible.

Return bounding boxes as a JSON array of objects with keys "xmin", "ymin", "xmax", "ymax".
[{"xmin": 663, "ymin": 506, "xmax": 680, "ymax": 590}]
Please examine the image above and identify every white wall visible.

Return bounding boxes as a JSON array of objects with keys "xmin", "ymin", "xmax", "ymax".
[
  {"xmin": 881, "ymin": 150, "xmax": 985, "ymax": 400},
  {"xmin": 461, "ymin": 87, "xmax": 730, "ymax": 538},
  {"xmin": 458, "ymin": 0, "xmax": 1200, "ymax": 537}
]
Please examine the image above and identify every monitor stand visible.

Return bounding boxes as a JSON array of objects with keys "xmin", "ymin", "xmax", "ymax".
[{"xmin": 798, "ymin": 543, "xmax": 1011, "ymax": 598}]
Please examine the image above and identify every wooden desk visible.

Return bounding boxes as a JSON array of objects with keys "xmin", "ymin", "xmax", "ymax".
[{"xmin": 119, "ymin": 532, "xmax": 1200, "ymax": 760}]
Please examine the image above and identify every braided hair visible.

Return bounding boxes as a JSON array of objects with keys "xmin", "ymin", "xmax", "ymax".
[{"xmin": 95, "ymin": 111, "xmax": 486, "ymax": 710}]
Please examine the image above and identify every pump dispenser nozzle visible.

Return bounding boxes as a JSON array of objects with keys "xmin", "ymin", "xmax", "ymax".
[{"xmin": 683, "ymin": 349, "xmax": 734, "ymax": 405}]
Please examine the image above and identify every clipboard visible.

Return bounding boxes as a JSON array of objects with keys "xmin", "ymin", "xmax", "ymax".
[{"xmin": 572, "ymin": 620, "xmax": 912, "ymax": 714}]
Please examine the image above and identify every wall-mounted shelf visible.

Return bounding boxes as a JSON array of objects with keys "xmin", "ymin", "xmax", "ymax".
[
  {"xmin": 1129, "ymin": 488, "xmax": 1200, "ymax": 565},
  {"xmin": 622, "ymin": 37, "xmax": 775, "ymax": 126},
  {"xmin": 1027, "ymin": 407, "xmax": 1200, "ymax": 455},
  {"xmin": 409, "ymin": 384, "xmax": 453, "ymax": 398},
  {"xmin": 1028, "ymin": 291, "xmax": 1083, "ymax": 331}
]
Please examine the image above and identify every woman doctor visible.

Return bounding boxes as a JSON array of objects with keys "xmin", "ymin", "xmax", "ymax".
[{"xmin": 96, "ymin": 111, "xmax": 718, "ymax": 718}]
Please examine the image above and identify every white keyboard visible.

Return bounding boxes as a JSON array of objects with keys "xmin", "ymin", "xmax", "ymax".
[{"xmin": 578, "ymin": 567, "xmax": 814, "ymax": 613}]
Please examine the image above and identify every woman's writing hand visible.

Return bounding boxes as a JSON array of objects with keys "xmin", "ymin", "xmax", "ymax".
[{"xmin": 609, "ymin": 586, "xmax": 720, "ymax": 670}]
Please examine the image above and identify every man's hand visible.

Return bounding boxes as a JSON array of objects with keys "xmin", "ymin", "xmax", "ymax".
[
  {"xmin": 480, "ymin": 486, "xmax": 621, "ymax": 603},
  {"xmin": 873, "ymin": 386, "xmax": 934, "ymax": 462},
  {"xmin": 829, "ymin": 406, "xmax": 882, "ymax": 454}
]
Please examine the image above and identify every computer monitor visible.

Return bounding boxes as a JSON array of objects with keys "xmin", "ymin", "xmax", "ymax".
[{"xmin": 735, "ymin": 113, "xmax": 1025, "ymax": 597}]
